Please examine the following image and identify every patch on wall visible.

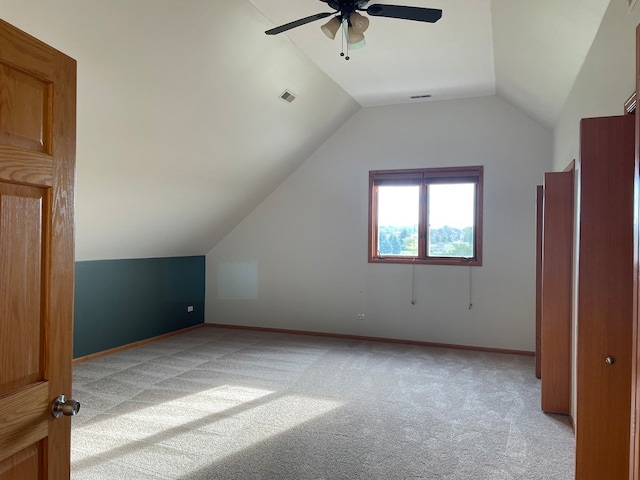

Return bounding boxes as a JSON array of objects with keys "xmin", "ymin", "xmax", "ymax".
[{"xmin": 218, "ymin": 262, "xmax": 258, "ymax": 300}]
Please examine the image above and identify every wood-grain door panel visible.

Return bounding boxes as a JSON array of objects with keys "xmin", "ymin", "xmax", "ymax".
[
  {"xmin": 541, "ymin": 170, "xmax": 573, "ymax": 414},
  {"xmin": 0, "ymin": 184, "xmax": 47, "ymax": 396},
  {"xmin": 0, "ymin": 18, "xmax": 76, "ymax": 480},
  {"xmin": 0, "ymin": 443, "xmax": 44, "ymax": 480},
  {"xmin": 0, "ymin": 62, "xmax": 52, "ymax": 153},
  {"xmin": 535, "ymin": 184, "xmax": 543, "ymax": 379},
  {"xmin": 576, "ymin": 114, "xmax": 635, "ymax": 480}
]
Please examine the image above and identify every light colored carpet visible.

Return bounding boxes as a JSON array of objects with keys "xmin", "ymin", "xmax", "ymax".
[{"xmin": 71, "ymin": 327, "xmax": 574, "ymax": 479}]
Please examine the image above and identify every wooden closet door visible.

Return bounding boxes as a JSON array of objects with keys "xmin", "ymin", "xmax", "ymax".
[
  {"xmin": 541, "ymin": 170, "xmax": 573, "ymax": 414},
  {"xmin": 536, "ymin": 185, "xmax": 543, "ymax": 379},
  {"xmin": 576, "ymin": 115, "xmax": 635, "ymax": 480}
]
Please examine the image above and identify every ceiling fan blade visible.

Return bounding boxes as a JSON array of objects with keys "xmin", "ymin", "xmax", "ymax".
[
  {"xmin": 365, "ymin": 4, "xmax": 442, "ymax": 23},
  {"xmin": 265, "ymin": 12, "xmax": 333, "ymax": 35}
]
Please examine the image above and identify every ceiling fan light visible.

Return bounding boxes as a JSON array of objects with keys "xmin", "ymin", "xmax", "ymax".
[
  {"xmin": 347, "ymin": 27, "xmax": 365, "ymax": 44},
  {"xmin": 349, "ymin": 12, "xmax": 369, "ymax": 33},
  {"xmin": 321, "ymin": 17, "xmax": 341, "ymax": 39},
  {"xmin": 347, "ymin": 29, "xmax": 366, "ymax": 50}
]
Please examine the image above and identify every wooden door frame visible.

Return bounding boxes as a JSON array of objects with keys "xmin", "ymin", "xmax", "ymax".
[{"xmin": 632, "ymin": 23, "xmax": 640, "ymax": 480}]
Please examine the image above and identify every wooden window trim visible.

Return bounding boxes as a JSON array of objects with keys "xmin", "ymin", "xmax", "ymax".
[{"xmin": 369, "ymin": 166, "xmax": 483, "ymax": 266}]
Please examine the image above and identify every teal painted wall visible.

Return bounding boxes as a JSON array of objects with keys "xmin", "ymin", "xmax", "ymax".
[{"xmin": 73, "ymin": 256, "xmax": 205, "ymax": 358}]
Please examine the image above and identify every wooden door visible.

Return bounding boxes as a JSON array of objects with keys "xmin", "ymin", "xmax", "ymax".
[
  {"xmin": 575, "ymin": 115, "xmax": 635, "ymax": 480},
  {"xmin": 535, "ymin": 184, "xmax": 543, "ymax": 379},
  {"xmin": 0, "ymin": 19, "xmax": 76, "ymax": 479},
  {"xmin": 540, "ymin": 170, "xmax": 573, "ymax": 414}
]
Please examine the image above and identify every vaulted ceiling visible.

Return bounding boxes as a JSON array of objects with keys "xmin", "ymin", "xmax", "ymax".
[
  {"xmin": 251, "ymin": 0, "xmax": 610, "ymax": 126},
  {"xmin": 0, "ymin": 0, "xmax": 610, "ymax": 260}
]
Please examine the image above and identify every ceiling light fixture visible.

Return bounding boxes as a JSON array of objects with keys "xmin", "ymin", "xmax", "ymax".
[
  {"xmin": 321, "ymin": 12, "xmax": 369, "ymax": 60},
  {"xmin": 346, "ymin": 12, "xmax": 369, "ymax": 48},
  {"xmin": 321, "ymin": 16, "xmax": 341, "ymax": 39},
  {"xmin": 266, "ymin": 1, "xmax": 442, "ymax": 61}
]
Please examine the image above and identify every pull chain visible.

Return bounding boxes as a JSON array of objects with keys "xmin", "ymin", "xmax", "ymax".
[
  {"xmin": 339, "ymin": 20, "xmax": 349, "ymax": 60},
  {"xmin": 468, "ymin": 265, "xmax": 473, "ymax": 309},
  {"xmin": 411, "ymin": 263, "xmax": 416, "ymax": 305}
]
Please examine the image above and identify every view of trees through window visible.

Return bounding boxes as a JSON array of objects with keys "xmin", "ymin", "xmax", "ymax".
[
  {"xmin": 370, "ymin": 166, "xmax": 482, "ymax": 265},
  {"xmin": 377, "ymin": 224, "xmax": 474, "ymax": 257},
  {"xmin": 376, "ymin": 185, "xmax": 419, "ymax": 256},
  {"xmin": 378, "ymin": 224, "xmax": 418, "ymax": 256},
  {"xmin": 427, "ymin": 183, "xmax": 475, "ymax": 258},
  {"xmin": 376, "ymin": 183, "xmax": 475, "ymax": 258}
]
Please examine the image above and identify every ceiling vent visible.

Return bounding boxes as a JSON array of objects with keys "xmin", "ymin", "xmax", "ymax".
[
  {"xmin": 279, "ymin": 90, "xmax": 297, "ymax": 103},
  {"xmin": 410, "ymin": 94, "xmax": 432, "ymax": 99}
]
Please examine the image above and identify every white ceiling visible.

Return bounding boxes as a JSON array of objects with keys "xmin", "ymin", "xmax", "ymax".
[
  {"xmin": 250, "ymin": 0, "xmax": 496, "ymax": 106},
  {"xmin": 251, "ymin": 0, "xmax": 611, "ymax": 126},
  {"xmin": 0, "ymin": 0, "xmax": 611, "ymax": 261}
]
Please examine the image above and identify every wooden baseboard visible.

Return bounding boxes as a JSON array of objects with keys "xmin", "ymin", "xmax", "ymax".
[
  {"xmin": 72, "ymin": 324, "xmax": 204, "ymax": 364},
  {"xmin": 204, "ymin": 323, "xmax": 535, "ymax": 356},
  {"xmin": 73, "ymin": 322, "xmax": 534, "ymax": 364}
]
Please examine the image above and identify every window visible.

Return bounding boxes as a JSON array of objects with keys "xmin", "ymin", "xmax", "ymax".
[{"xmin": 369, "ymin": 166, "xmax": 483, "ymax": 266}]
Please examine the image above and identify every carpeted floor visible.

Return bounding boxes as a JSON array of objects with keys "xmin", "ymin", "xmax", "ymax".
[{"xmin": 70, "ymin": 327, "xmax": 574, "ymax": 479}]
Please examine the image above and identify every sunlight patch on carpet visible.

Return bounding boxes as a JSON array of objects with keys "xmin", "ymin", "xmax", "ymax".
[{"xmin": 71, "ymin": 385, "xmax": 343, "ymax": 477}]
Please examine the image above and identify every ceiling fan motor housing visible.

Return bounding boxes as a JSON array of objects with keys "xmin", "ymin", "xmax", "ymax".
[
  {"xmin": 266, "ymin": 1, "xmax": 441, "ymax": 36},
  {"xmin": 323, "ymin": 0, "xmax": 370, "ymax": 18}
]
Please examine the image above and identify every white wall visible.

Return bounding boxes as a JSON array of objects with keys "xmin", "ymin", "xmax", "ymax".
[
  {"xmin": 554, "ymin": 0, "xmax": 640, "ymax": 171},
  {"xmin": 553, "ymin": 0, "xmax": 640, "ymax": 423},
  {"xmin": 206, "ymin": 95, "xmax": 552, "ymax": 351}
]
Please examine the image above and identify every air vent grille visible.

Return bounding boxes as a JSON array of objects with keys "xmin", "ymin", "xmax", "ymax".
[
  {"xmin": 410, "ymin": 94, "xmax": 432, "ymax": 99},
  {"xmin": 279, "ymin": 90, "xmax": 297, "ymax": 103}
]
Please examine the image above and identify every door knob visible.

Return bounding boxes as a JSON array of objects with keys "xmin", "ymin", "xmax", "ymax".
[
  {"xmin": 605, "ymin": 356, "xmax": 616, "ymax": 365},
  {"xmin": 52, "ymin": 394, "xmax": 81, "ymax": 418}
]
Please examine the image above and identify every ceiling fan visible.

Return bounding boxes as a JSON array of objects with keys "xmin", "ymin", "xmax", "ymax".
[{"xmin": 265, "ymin": 1, "xmax": 442, "ymax": 59}]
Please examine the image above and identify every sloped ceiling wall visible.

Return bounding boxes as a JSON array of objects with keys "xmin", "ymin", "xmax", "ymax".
[
  {"xmin": 0, "ymin": 0, "xmax": 612, "ymax": 261},
  {"xmin": 491, "ymin": 0, "xmax": 611, "ymax": 128},
  {"xmin": 555, "ymin": 0, "xmax": 640, "ymax": 170},
  {"xmin": 0, "ymin": 0, "xmax": 359, "ymax": 260}
]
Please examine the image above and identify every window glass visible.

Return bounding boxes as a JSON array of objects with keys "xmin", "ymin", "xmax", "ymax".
[
  {"xmin": 377, "ymin": 185, "xmax": 419, "ymax": 256},
  {"xmin": 428, "ymin": 183, "xmax": 475, "ymax": 258},
  {"xmin": 369, "ymin": 166, "xmax": 483, "ymax": 266}
]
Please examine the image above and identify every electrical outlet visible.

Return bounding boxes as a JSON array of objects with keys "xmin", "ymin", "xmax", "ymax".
[
  {"xmin": 187, "ymin": 305, "xmax": 194, "ymax": 313},
  {"xmin": 356, "ymin": 313, "xmax": 365, "ymax": 320}
]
